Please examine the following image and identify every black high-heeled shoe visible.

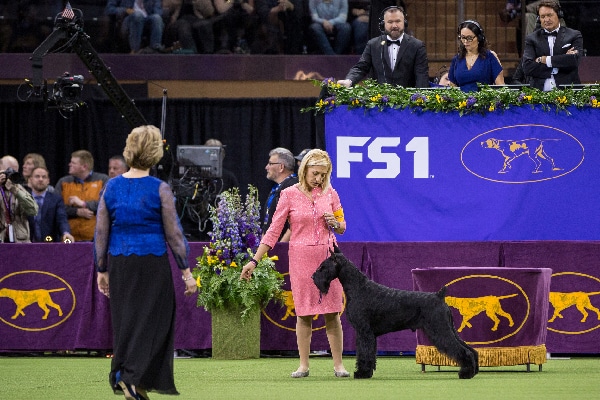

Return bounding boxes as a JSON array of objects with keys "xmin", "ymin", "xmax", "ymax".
[{"xmin": 116, "ymin": 371, "xmax": 140, "ymax": 400}]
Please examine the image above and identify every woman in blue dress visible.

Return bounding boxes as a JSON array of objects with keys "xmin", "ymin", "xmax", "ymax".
[
  {"xmin": 95, "ymin": 125, "xmax": 197, "ymax": 400},
  {"xmin": 448, "ymin": 20, "xmax": 505, "ymax": 92}
]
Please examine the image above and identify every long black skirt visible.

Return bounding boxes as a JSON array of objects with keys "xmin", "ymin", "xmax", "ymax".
[{"xmin": 108, "ymin": 254, "xmax": 179, "ymax": 395}]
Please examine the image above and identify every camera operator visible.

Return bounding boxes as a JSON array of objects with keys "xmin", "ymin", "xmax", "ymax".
[{"xmin": 0, "ymin": 156, "xmax": 39, "ymax": 243}]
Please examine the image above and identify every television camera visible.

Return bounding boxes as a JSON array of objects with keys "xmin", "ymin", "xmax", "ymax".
[
  {"xmin": 27, "ymin": 4, "xmax": 147, "ymax": 127},
  {"xmin": 170, "ymin": 146, "xmax": 226, "ymax": 240}
]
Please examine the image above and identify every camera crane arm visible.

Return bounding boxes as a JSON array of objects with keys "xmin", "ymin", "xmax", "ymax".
[{"xmin": 30, "ymin": 8, "xmax": 148, "ymax": 128}]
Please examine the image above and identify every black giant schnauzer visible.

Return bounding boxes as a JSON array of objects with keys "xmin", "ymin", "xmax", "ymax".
[{"xmin": 312, "ymin": 246, "xmax": 478, "ymax": 379}]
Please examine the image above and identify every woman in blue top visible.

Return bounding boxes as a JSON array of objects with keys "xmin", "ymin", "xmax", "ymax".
[
  {"xmin": 448, "ymin": 20, "xmax": 505, "ymax": 92},
  {"xmin": 95, "ymin": 125, "xmax": 197, "ymax": 400}
]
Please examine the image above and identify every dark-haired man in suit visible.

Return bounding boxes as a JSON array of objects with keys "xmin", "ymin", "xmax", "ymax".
[
  {"xmin": 522, "ymin": 0, "xmax": 582, "ymax": 91},
  {"xmin": 28, "ymin": 167, "xmax": 74, "ymax": 243},
  {"xmin": 337, "ymin": 6, "xmax": 429, "ymax": 88}
]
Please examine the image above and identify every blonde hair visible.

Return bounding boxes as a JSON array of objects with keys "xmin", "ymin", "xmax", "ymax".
[
  {"xmin": 72, "ymin": 150, "xmax": 94, "ymax": 170},
  {"xmin": 123, "ymin": 125, "xmax": 164, "ymax": 170},
  {"xmin": 23, "ymin": 153, "xmax": 47, "ymax": 171},
  {"xmin": 298, "ymin": 149, "xmax": 332, "ymax": 192}
]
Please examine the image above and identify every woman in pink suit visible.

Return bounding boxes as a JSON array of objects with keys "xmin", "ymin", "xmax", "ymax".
[{"xmin": 241, "ymin": 149, "xmax": 349, "ymax": 378}]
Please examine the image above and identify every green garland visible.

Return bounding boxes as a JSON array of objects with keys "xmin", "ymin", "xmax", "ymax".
[{"xmin": 302, "ymin": 78, "xmax": 600, "ymax": 116}]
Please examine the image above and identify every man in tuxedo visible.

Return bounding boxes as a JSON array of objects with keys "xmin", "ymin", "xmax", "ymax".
[
  {"xmin": 28, "ymin": 167, "xmax": 74, "ymax": 243},
  {"xmin": 337, "ymin": 5, "xmax": 429, "ymax": 88},
  {"xmin": 522, "ymin": 0, "xmax": 582, "ymax": 91}
]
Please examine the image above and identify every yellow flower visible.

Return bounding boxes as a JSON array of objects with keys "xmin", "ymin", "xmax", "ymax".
[
  {"xmin": 196, "ymin": 276, "xmax": 202, "ymax": 287},
  {"xmin": 458, "ymin": 100, "xmax": 467, "ymax": 109},
  {"xmin": 415, "ymin": 97, "xmax": 424, "ymax": 104},
  {"xmin": 436, "ymin": 94, "xmax": 443, "ymax": 103},
  {"xmin": 524, "ymin": 95, "xmax": 532, "ymax": 102},
  {"xmin": 557, "ymin": 96, "xmax": 567, "ymax": 104},
  {"xmin": 489, "ymin": 104, "xmax": 495, "ymax": 112},
  {"xmin": 370, "ymin": 94, "xmax": 382, "ymax": 102},
  {"xmin": 352, "ymin": 99, "xmax": 360, "ymax": 106},
  {"xmin": 592, "ymin": 99, "xmax": 599, "ymax": 108},
  {"xmin": 230, "ymin": 261, "xmax": 237, "ymax": 268},
  {"xmin": 269, "ymin": 255, "xmax": 279, "ymax": 261}
]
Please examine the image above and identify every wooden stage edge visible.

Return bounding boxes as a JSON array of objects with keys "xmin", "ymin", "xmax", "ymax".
[{"xmin": 0, "ymin": 54, "xmax": 599, "ymax": 99}]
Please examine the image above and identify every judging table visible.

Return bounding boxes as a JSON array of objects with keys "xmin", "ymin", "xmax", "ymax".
[
  {"xmin": 0, "ymin": 241, "xmax": 599, "ymax": 354},
  {"xmin": 412, "ymin": 267, "xmax": 552, "ymax": 369}
]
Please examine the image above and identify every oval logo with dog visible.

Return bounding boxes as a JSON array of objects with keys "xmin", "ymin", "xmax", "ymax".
[
  {"xmin": 547, "ymin": 272, "xmax": 600, "ymax": 335},
  {"xmin": 0, "ymin": 270, "xmax": 76, "ymax": 331},
  {"xmin": 262, "ymin": 272, "xmax": 346, "ymax": 332},
  {"xmin": 461, "ymin": 124, "xmax": 584, "ymax": 183},
  {"xmin": 444, "ymin": 275, "xmax": 529, "ymax": 345}
]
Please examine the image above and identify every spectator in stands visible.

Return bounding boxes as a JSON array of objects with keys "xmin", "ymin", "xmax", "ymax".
[
  {"xmin": 261, "ymin": 147, "xmax": 298, "ymax": 242},
  {"xmin": 22, "ymin": 153, "xmax": 47, "ymax": 188},
  {"xmin": 108, "ymin": 155, "xmax": 129, "ymax": 178},
  {"xmin": 163, "ymin": 0, "xmax": 231, "ymax": 54},
  {"xmin": 338, "ymin": 6, "xmax": 429, "ymax": 88},
  {"xmin": 294, "ymin": 148, "xmax": 310, "ymax": 168},
  {"xmin": 350, "ymin": 2, "xmax": 369, "ymax": 54},
  {"xmin": 522, "ymin": 0, "xmax": 581, "ymax": 91},
  {"xmin": 430, "ymin": 66, "xmax": 451, "ymax": 87},
  {"xmin": 308, "ymin": 0, "xmax": 351, "ymax": 55},
  {"xmin": 215, "ymin": 0, "xmax": 258, "ymax": 54},
  {"xmin": 28, "ymin": 166, "xmax": 74, "ymax": 243},
  {"xmin": 254, "ymin": 0, "xmax": 303, "ymax": 54},
  {"xmin": 0, "ymin": 155, "xmax": 38, "ymax": 243},
  {"xmin": 106, "ymin": 0, "xmax": 165, "ymax": 53},
  {"xmin": 499, "ymin": 0, "xmax": 522, "ymax": 24},
  {"xmin": 448, "ymin": 20, "xmax": 505, "ymax": 92},
  {"xmin": 55, "ymin": 150, "xmax": 109, "ymax": 241}
]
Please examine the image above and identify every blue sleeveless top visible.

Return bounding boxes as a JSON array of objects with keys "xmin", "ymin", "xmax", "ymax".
[{"xmin": 102, "ymin": 176, "xmax": 181, "ymax": 257}]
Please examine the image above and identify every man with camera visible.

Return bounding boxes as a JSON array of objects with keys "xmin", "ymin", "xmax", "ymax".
[{"xmin": 0, "ymin": 156, "xmax": 38, "ymax": 243}]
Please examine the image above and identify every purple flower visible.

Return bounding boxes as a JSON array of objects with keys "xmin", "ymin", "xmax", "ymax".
[
  {"xmin": 382, "ymin": 96, "xmax": 389, "ymax": 103},
  {"xmin": 323, "ymin": 77, "xmax": 335, "ymax": 85},
  {"xmin": 466, "ymin": 97, "xmax": 476, "ymax": 107},
  {"xmin": 410, "ymin": 93, "xmax": 420, "ymax": 102}
]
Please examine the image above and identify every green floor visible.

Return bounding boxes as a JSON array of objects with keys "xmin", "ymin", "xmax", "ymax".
[{"xmin": 1, "ymin": 355, "xmax": 598, "ymax": 399}]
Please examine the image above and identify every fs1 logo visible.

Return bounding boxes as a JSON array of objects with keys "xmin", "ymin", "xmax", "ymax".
[{"xmin": 336, "ymin": 136, "xmax": 430, "ymax": 179}]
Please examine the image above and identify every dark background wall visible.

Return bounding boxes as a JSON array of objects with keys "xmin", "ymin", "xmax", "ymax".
[{"xmin": 0, "ymin": 96, "xmax": 319, "ymax": 210}]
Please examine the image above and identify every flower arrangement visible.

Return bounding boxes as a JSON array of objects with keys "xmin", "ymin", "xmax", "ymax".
[
  {"xmin": 192, "ymin": 185, "xmax": 284, "ymax": 321},
  {"xmin": 302, "ymin": 78, "xmax": 600, "ymax": 116}
]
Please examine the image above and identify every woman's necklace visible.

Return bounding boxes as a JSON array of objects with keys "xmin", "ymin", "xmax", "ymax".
[{"xmin": 466, "ymin": 53, "xmax": 478, "ymax": 70}]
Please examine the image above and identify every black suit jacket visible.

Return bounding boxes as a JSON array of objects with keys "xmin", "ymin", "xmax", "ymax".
[
  {"xmin": 345, "ymin": 34, "xmax": 430, "ymax": 88},
  {"xmin": 28, "ymin": 191, "xmax": 71, "ymax": 242},
  {"xmin": 522, "ymin": 26, "xmax": 583, "ymax": 90},
  {"xmin": 261, "ymin": 174, "xmax": 298, "ymax": 240}
]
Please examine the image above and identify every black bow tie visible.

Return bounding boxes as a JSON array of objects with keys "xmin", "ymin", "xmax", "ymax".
[
  {"xmin": 386, "ymin": 39, "xmax": 400, "ymax": 46},
  {"xmin": 543, "ymin": 30, "xmax": 558, "ymax": 37}
]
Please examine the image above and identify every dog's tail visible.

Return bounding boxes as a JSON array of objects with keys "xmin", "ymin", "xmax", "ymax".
[{"xmin": 436, "ymin": 286, "xmax": 447, "ymax": 299}]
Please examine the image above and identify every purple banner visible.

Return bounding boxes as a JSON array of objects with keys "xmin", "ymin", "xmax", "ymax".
[
  {"xmin": 412, "ymin": 267, "xmax": 551, "ymax": 347},
  {"xmin": 1, "ymin": 242, "xmax": 600, "ymax": 353}
]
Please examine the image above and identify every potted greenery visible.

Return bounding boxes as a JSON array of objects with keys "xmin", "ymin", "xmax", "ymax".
[{"xmin": 193, "ymin": 185, "xmax": 284, "ymax": 359}]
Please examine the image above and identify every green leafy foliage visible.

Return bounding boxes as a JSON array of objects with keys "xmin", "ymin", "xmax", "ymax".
[{"xmin": 302, "ymin": 78, "xmax": 600, "ymax": 116}]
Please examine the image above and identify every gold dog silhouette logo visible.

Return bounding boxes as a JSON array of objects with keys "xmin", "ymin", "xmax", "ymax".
[
  {"xmin": 0, "ymin": 270, "xmax": 76, "ymax": 331},
  {"xmin": 444, "ymin": 275, "xmax": 529, "ymax": 345},
  {"xmin": 548, "ymin": 272, "xmax": 600, "ymax": 335},
  {"xmin": 461, "ymin": 124, "xmax": 584, "ymax": 183},
  {"xmin": 262, "ymin": 273, "xmax": 346, "ymax": 332},
  {"xmin": 445, "ymin": 294, "xmax": 517, "ymax": 333}
]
